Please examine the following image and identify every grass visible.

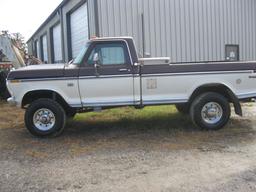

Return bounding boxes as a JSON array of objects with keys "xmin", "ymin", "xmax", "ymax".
[
  {"xmin": 0, "ymin": 100, "xmax": 24, "ymax": 129},
  {"xmin": 64, "ymin": 105, "xmax": 255, "ymax": 155},
  {"xmin": 64, "ymin": 105, "xmax": 200, "ymax": 155},
  {"xmin": 72, "ymin": 105, "xmax": 194, "ymax": 133},
  {"xmin": 1, "ymin": 102, "xmax": 254, "ymax": 157}
]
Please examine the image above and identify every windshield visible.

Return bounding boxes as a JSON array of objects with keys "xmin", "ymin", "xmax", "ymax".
[{"xmin": 72, "ymin": 42, "xmax": 90, "ymax": 64}]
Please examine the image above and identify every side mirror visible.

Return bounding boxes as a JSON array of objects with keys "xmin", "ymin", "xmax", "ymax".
[
  {"xmin": 134, "ymin": 62, "xmax": 141, "ymax": 67},
  {"xmin": 93, "ymin": 53, "xmax": 99, "ymax": 63},
  {"xmin": 93, "ymin": 53, "xmax": 100, "ymax": 76}
]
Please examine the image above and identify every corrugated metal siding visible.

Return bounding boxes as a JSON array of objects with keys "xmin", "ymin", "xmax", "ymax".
[
  {"xmin": 87, "ymin": 0, "xmax": 96, "ymax": 36},
  {"xmin": 96, "ymin": 0, "xmax": 256, "ymax": 62}
]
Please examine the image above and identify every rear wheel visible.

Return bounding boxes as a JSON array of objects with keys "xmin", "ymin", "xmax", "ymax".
[
  {"xmin": 25, "ymin": 98, "xmax": 66, "ymax": 137},
  {"xmin": 175, "ymin": 103, "xmax": 190, "ymax": 114},
  {"xmin": 190, "ymin": 92, "xmax": 231, "ymax": 130}
]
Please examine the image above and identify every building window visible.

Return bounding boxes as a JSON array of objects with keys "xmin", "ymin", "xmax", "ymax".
[{"xmin": 225, "ymin": 45, "xmax": 239, "ymax": 61}]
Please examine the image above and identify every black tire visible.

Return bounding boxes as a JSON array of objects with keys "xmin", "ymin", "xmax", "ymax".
[
  {"xmin": 175, "ymin": 103, "xmax": 190, "ymax": 114},
  {"xmin": 190, "ymin": 92, "xmax": 231, "ymax": 130},
  {"xmin": 0, "ymin": 72, "xmax": 7, "ymax": 96},
  {"xmin": 0, "ymin": 71, "xmax": 11, "ymax": 99},
  {"xmin": 25, "ymin": 98, "xmax": 66, "ymax": 137}
]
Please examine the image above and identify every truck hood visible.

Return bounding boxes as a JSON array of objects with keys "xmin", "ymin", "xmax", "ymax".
[
  {"xmin": 7, "ymin": 63, "xmax": 66, "ymax": 80},
  {"xmin": 17, "ymin": 63, "xmax": 65, "ymax": 71}
]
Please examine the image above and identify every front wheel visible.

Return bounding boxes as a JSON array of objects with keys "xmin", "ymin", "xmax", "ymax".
[
  {"xmin": 190, "ymin": 92, "xmax": 231, "ymax": 130},
  {"xmin": 25, "ymin": 98, "xmax": 66, "ymax": 137}
]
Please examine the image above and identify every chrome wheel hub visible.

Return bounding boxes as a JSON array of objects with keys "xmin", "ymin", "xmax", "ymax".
[
  {"xmin": 33, "ymin": 108, "xmax": 56, "ymax": 131},
  {"xmin": 201, "ymin": 102, "xmax": 223, "ymax": 124}
]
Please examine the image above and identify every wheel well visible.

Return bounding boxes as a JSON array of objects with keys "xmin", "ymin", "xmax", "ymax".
[
  {"xmin": 188, "ymin": 83, "xmax": 242, "ymax": 116},
  {"xmin": 189, "ymin": 84, "xmax": 234, "ymax": 103},
  {"xmin": 22, "ymin": 90, "xmax": 73, "ymax": 113}
]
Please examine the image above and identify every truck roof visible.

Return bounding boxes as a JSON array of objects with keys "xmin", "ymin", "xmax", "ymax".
[{"xmin": 90, "ymin": 36, "xmax": 133, "ymax": 41}]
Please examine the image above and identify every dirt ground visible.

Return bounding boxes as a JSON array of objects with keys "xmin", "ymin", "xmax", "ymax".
[{"xmin": 1, "ymin": 101, "xmax": 256, "ymax": 192}]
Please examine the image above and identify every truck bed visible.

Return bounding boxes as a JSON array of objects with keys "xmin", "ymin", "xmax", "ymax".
[{"xmin": 141, "ymin": 60, "xmax": 256, "ymax": 75}]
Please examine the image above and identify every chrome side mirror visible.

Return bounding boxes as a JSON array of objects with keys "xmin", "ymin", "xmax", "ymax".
[
  {"xmin": 93, "ymin": 53, "xmax": 99, "ymax": 63},
  {"xmin": 134, "ymin": 62, "xmax": 142, "ymax": 67},
  {"xmin": 93, "ymin": 53, "xmax": 100, "ymax": 76}
]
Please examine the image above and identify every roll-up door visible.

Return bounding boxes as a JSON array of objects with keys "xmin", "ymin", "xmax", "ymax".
[
  {"xmin": 70, "ymin": 3, "xmax": 89, "ymax": 59},
  {"xmin": 35, "ymin": 40, "xmax": 40, "ymax": 59},
  {"xmin": 42, "ymin": 35, "xmax": 48, "ymax": 63},
  {"xmin": 52, "ymin": 24, "xmax": 62, "ymax": 63}
]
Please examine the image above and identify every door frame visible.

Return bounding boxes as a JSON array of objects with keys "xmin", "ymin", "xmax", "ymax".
[{"xmin": 78, "ymin": 39, "xmax": 137, "ymax": 107}]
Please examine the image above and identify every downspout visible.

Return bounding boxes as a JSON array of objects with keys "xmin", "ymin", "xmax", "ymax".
[
  {"xmin": 141, "ymin": 13, "xmax": 146, "ymax": 58},
  {"xmin": 140, "ymin": 13, "xmax": 145, "ymax": 107},
  {"xmin": 94, "ymin": 0, "xmax": 100, "ymax": 37}
]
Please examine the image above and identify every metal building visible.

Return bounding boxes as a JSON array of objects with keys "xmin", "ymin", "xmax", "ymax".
[{"xmin": 27, "ymin": 0, "xmax": 256, "ymax": 64}]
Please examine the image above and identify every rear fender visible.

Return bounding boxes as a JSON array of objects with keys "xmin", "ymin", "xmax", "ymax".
[{"xmin": 189, "ymin": 83, "xmax": 242, "ymax": 116}]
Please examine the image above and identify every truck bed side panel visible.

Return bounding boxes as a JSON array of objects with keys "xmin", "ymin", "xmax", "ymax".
[{"xmin": 140, "ymin": 62, "xmax": 256, "ymax": 104}]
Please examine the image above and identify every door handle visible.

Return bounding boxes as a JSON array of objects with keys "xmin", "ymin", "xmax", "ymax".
[{"xmin": 119, "ymin": 68, "xmax": 130, "ymax": 72}]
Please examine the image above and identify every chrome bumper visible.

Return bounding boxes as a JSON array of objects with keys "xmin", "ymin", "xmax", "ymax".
[{"xmin": 7, "ymin": 97, "xmax": 17, "ymax": 106}]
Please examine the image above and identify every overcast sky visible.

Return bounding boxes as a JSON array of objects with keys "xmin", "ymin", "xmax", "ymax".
[{"xmin": 0, "ymin": 0, "xmax": 63, "ymax": 41}]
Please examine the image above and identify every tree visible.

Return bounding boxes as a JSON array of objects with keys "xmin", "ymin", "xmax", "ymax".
[
  {"xmin": 11, "ymin": 32, "xmax": 27, "ymax": 54},
  {"xmin": 0, "ymin": 31, "xmax": 27, "ymax": 54}
]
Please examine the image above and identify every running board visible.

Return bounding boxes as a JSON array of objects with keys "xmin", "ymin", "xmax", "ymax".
[{"xmin": 93, "ymin": 107, "xmax": 102, "ymax": 112}]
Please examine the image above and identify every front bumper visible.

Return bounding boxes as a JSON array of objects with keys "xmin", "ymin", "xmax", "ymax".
[{"xmin": 7, "ymin": 97, "xmax": 17, "ymax": 106}]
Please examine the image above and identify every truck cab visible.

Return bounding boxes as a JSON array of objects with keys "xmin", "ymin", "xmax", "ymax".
[{"xmin": 72, "ymin": 37, "xmax": 141, "ymax": 108}]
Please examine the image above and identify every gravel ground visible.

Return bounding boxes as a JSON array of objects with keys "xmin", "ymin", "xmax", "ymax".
[{"xmin": 1, "ymin": 102, "xmax": 256, "ymax": 192}]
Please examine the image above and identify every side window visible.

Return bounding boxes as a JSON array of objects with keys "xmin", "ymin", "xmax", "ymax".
[{"xmin": 87, "ymin": 42, "xmax": 127, "ymax": 65}]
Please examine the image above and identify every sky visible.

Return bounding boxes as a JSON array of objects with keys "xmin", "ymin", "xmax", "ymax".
[{"xmin": 0, "ymin": 0, "xmax": 63, "ymax": 41}]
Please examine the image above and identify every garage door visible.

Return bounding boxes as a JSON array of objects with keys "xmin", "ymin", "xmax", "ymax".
[
  {"xmin": 35, "ymin": 40, "xmax": 40, "ymax": 59},
  {"xmin": 52, "ymin": 24, "xmax": 62, "ymax": 63},
  {"xmin": 70, "ymin": 3, "xmax": 89, "ymax": 59},
  {"xmin": 42, "ymin": 35, "xmax": 48, "ymax": 63}
]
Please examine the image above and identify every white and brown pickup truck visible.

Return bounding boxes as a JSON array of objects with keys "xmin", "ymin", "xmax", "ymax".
[{"xmin": 6, "ymin": 37, "xmax": 256, "ymax": 137}]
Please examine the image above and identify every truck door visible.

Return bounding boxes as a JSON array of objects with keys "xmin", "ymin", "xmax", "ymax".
[{"xmin": 78, "ymin": 40, "xmax": 135, "ymax": 107}]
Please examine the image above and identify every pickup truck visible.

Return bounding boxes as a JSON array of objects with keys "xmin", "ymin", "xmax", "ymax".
[{"xmin": 6, "ymin": 37, "xmax": 256, "ymax": 137}]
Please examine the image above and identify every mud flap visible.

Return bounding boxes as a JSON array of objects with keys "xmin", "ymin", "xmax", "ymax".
[{"xmin": 227, "ymin": 89, "xmax": 243, "ymax": 116}]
